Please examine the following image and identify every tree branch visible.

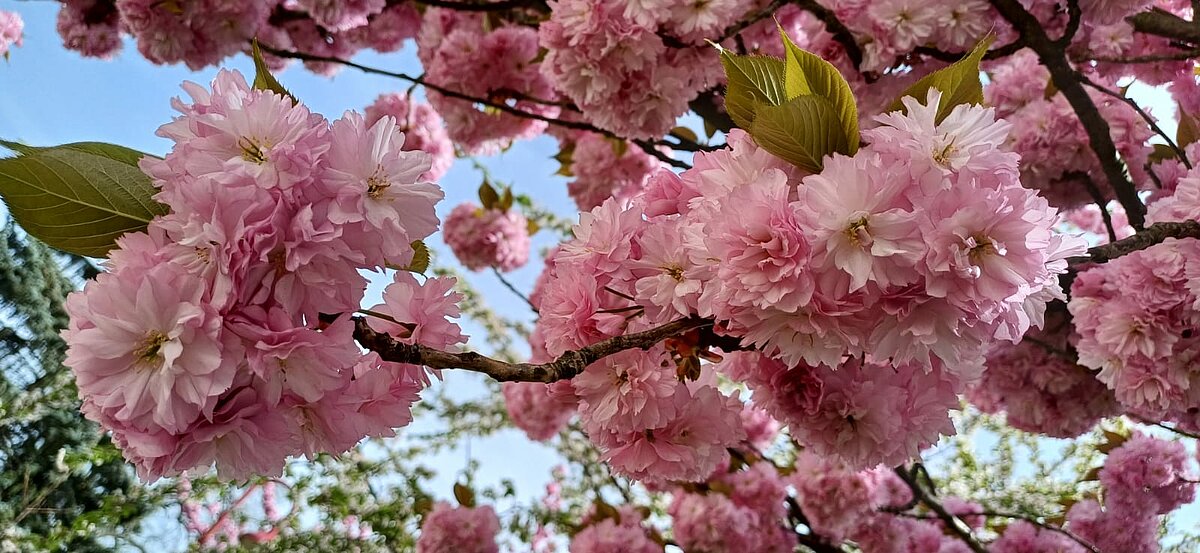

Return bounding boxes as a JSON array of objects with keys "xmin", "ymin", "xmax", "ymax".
[
  {"xmin": 990, "ymin": 0, "xmax": 1147, "ymax": 229},
  {"xmin": 914, "ymin": 37, "xmax": 1027, "ymax": 62},
  {"xmin": 1127, "ymin": 8, "xmax": 1200, "ymax": 45},
  {"xmin": 893, "ymin": 466, "xmax": 988, "ymax": 553},
  {"xmin": 1068, "ymin": 220, "xmax": 1200, "ymax": 265},
  {"xmin": 351, "ymin": 316, "xmax": 712, "ymax": 383},
  {"xmin": 256, "ymin": 44, "xmax": 691, "ymax": 170},
  {"xmin": 791, "ymin": 0, "xmax": 865, "ymax": 71},
  {"xmin": 1067, "ymin": 171, "xmax": 1119, "ymax": 243},
  {"xmin": 1077, "ymin": 74, "xmax": 1191, "ymax": 169},
  {"xmin": 413, "ymin": 0, "xmax": 548, "ymax": 12}
]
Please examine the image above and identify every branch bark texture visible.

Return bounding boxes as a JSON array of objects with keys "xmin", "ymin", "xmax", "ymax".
[
  {"xmin": 352, "ymin": 316, "xmax": 712, "ymax": 383},
  {"xmin": 989, "ymin": 0, "xmax": 1147, "ymax": 229}
]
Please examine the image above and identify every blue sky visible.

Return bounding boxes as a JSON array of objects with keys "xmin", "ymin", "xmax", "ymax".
[{"xmin": 0, "ymin": 0, "xmax": 576, "ymax": 548}]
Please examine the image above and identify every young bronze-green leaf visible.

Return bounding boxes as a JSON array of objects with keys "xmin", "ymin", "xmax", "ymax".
[
  {"xmin": 405, "ymin": 240, "xmax": 431, "ymax": 275},
  {"xmin": 0, "ymin": 143, "xmax": 166, "ymax": 257},
  {"xmin": 718, "ymin": 47, "xmax": 788, "ymax": 130},
  {"xmin": 888, "ymin": 35, "xmax": 994, "ymax": 122},
  {"xmin": 749, "ymin": 95, "xmax": 847, "ymax": 173},
  {"xmin": 779, "ymin": 27, "xmax": 859, "ymax": 153},
  {"xmin": 251, "ymin": 38, "xmax": 298, "ymax": 105}
]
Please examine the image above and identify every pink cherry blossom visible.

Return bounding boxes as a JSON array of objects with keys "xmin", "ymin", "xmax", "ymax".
[
  {"xmin": 66, "ymin": 264, "xmax": 234, "ymax": 434},
  {"xmin": 363, "ymin": 93, "xmax": 454, "ymax": 182},
  {"xmin": 0, "ymin": 9, "xmax": 23, "ymax": 58},
  {"xmin": 443, "ymin": 202, "xmax": 532, "ymax": 272},
  {"xmin": 416, "ymin": 502, "xmax": 500, "ymax": 553}
]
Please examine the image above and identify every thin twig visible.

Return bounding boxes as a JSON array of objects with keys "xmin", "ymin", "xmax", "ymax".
[
  {"xmin": 197, "ymin": 483, "xmax": 261, "ymax": 545},
  {"xmin": 896, "ymin": 510, "xmax": 1101, "ymax": 553},
  {"xmin": 1067, "ymin": 171, "xmax": 1120, "ymax": 243},
  {"xmin": 1077, "ymin": 74, "xmax": 1191, "ymax": 169},
  {"xmin": 893, "ymin": 466, "xmax": 988, "ymax": 553},
  {"xmin": 491, "ymin": 268, "xmax": 538, "ymax": 314},
  {"xmin": 414, "ymin": 0, "xmax": 547, "ymax": 12},
  {"xmin": 257, "ymin": 44, "xmax": 690, "ymax": 170},
  {"xmin": 1082, "ymin": 48, "xmax": 1200, "ymax": 63},
  {"xmin": 1131, "ymin": 416, "xmax": 1200, "ymax": 439}
]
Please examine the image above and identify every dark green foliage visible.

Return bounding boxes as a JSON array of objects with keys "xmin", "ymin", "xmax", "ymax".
[{"xmin": 0, "ymin": 223, "xmax": 153, "ymax": 551}]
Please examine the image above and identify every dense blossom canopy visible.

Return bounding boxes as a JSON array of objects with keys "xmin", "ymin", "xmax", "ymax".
[{"xmin": 5, "ymin": 0, "xmax": 1200, "ymax": 551}]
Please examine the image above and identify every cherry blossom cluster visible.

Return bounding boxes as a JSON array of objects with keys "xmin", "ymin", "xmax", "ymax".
[
  {"xmin": 555, "ymin": 131, "xmax": 664, "ymax": 211},
  {"xmin": 789, "ymin": 452, "xmax": 980, "ymax": 552},
  {"xmin": 63, "ymin": 70, "xmax": 464, "ymax": 481},
  {"xmin": 984, "ymin": 50, "xmax": 1154, "ymax": 209},
  {"xmin": 1069, "ymin": 235, "xmax": 1200, "ymax": 428},
  {"xmin": 415, "ymin": 502, "xmax": 500, "ymax": 553},
  {"xmin": 969, "ymin": 309, "xmax": 1121, "ymax": 438},
  {"xmin": 443, "ymin": 201, "xmax": 532, "ymax": 273},
  {"xmin": 54, "ymin": 0, "xmax": 420, "ymax": 70},
  {"xmin": 669, "ymin": 461, "xmax": 796, "ymax": 552},
  {"xmin": 1066, "ymin": 432, "xmax": 1198, "ymax": 553},
  {"xmin": 417, "ymin": 7, "xmax": 559, "ymax": 155},
  {"xmin": 364, "ymin": 92, "xmax": 454, "ymax": 183},
  {"xmin": 569, "ymin": 505, "xmax": 662, "ymax": 553},
  {"xmin": 0, "ymin": 8, "xmax": 21, "ymax": 58},
  {"xmin": 537, "ymin": 0, "xmax": 724, "ymax": 139},
  {"xmin": 531, "ymin": 89, "xmax": 1082, "ymax": 473}
]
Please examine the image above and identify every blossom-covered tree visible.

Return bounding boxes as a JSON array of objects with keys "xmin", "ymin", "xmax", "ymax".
[{"xmin": 3, "ymin": 0, "xmax": 1200, "ymax": 551}]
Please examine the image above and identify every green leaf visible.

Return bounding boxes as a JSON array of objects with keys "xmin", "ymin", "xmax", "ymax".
[
  {"xmin": 749, "ymin": 95, "xmax": 847, "ymax": 173},
  {"xmin": 1177, "ymin": 107, "xmax": 1199, "ymax": 149},
  {"xmin": 717, "ymin": 46, "xmax": 788, "ymax": 130},
  {"xmin": 0, "ymin": 142, "xmax": 166, "ymax": 257},
  {"xmin": 779, "ymin": 27, "xmax": 859, "ymax": 153},
  {"xmin": 404, "ymin": 240, "xmax": 431, "ymax": 274},
  {"xmin": 888, "ymin": 35, "xmax": 994, "ymax": 123},
  {"xmin": 703, "ymin": 118, "xmax": 719, "ymax": 139},
  {"xmin": 525, "ymin": 219, "xmax": 540, "ymax": 236},
  {"xmin": 1148, "ymin": 143, "xmax": 1178, "ymax": 163},
  {"xmin": 453, "ymin": 482, "xmax": 476, "ymax": 508},
  {"xmin": 552, "ymin": 145, "xmax": 575, "ymax": 177},
  {"xmin": 670, "ymin": 126, "xmax": 700, "ymax": 145},
  {"xmin": 499, "ymin": 186, "xmax": 514, "ymax": 212},
  {"xmin": 606, "ymin": 136, "xmax": 629, "ymax": 159},
  {"xmin": 478, "ymin": 180, "xmax": 500, "ymax": 210},
  {"xmin": 0, "ymin": 140, "xmax": 157, "ymax": 166},
  {"xmin": 251, "ymin": 38, "xmax": 298, "ymax": 105}
]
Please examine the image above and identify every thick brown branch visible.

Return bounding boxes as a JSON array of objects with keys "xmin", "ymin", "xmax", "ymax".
[
  {"xmin": 352, "ymin": 316, "xmax": 712, "ymax": 383},
  {"xmin": 1068, "ymin": 220, "xmax": 1200, "ymax": 265},
  {"xmin": 1128, "ymin": 8, "xmax": 1200, "ymax": 45},
  {"xmin": 990, "ymin": 0, "xmax": 1147, "ymax": 229},
  {"xmin": 893, "ymin": 466, "xmax": 988, "ymax": 553}
]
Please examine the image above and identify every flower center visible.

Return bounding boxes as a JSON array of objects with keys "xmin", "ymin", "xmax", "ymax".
[
  {"xmin": 664, "ymin": 264, "xmax": 685, "ymax": 282},
  {"xmin": 238, "ymin": 137, "xmax": 269, "ymax": 164},
  {"xmin": 844, "ymin": 216, "xmax": 873, "ymax": 247},
  {"xmin": 966, "ymin": 234, "xmax": 1004, "ymax": 263},
  {"xmin": 933, "ymin": 140, "xmax": 957, "ymax": 167},
  {"xmin": 366, "ymin": 166, "xmax": 391, "ymax": 199},
  {"xmin": 133, "ymin": 330, "xmax": 169, "ymax": 368}
]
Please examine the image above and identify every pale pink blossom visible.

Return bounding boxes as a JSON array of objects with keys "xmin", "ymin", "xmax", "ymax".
[
  {"xmin": 443, "ymin": 202, "xmax": 532, "ymax": 272},
  {"xmin": 416, "ymin": 502, "xmax": 500, "ymax": 553}
]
